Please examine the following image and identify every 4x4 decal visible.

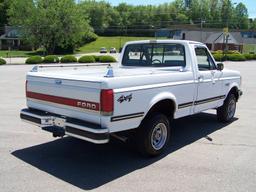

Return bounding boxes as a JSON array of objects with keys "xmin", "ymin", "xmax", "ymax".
[{"xmin": 117, "ymin": 94, "xmax": 133, "ymax": 103}]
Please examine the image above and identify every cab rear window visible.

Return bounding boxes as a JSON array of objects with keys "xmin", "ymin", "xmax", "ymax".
[{"xmin": 122, "ymin": 43, "xmax": 186, "ymax": 67}]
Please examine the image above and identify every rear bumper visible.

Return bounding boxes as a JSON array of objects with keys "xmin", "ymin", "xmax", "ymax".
[{"xmin": 20, "ymin": 108, "xmax": 109, "ymax": 144}]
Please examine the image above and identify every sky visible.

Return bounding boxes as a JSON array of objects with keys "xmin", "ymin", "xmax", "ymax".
[{"xmin": 102, "ymin": 0, "xmax": 256, "ymax": 18}]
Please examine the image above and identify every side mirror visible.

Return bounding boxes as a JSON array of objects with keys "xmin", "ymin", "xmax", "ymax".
[{"xmin": 217, "ymin": 63, "xmax": 224, "ymax": 71}]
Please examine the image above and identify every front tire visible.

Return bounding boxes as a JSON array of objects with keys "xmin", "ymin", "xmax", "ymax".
[
  {"xmin": 137, "ymin": 113, "xmax": 170, "ymax": 156},
  {"xmin": 217, "ymin": 93, "xmax": 236, "ymax": 122}
]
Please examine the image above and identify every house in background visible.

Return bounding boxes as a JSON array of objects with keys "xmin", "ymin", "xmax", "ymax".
[
  {"xmin": 0, "ymin": 26, "xmax": 31, "ymax": 50},
  {"xmin": 172, "ymin": 29, "xmax": 256, "ymax": 53},
  {"xmin": 205, "ymin": 32, "xmax": 242, "ymax": 52},
  {"xmin": 240, "ymin": 32, "xmax": 256, "ymax": 53}
]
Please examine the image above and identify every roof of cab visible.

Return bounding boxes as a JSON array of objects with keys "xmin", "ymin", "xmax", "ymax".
[{"xmin": 124, "ymin": 39, "xmax": 204, "ymax": 46}]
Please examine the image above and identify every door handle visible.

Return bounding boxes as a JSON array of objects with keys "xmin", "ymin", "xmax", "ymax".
[{"xmin": 198, "ymin": 75, "xmax": 204, "ymax": 82}]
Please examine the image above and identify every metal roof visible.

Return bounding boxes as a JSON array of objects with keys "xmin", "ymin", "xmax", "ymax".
[{"xmin": 205, "ymin": 32, "xmax": 239, "ymax": 44}]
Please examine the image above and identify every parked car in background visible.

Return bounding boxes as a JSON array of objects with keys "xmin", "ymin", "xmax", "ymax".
[
  {"xmin": 100, "ymin": 47, "xmax": 107, "ymax": 53},
  {"xmin": 110, "ymin": 47, "xmax": 117, "ymax": 53}
]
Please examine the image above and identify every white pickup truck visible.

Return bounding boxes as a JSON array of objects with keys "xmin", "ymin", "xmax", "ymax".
[{"xmin": 20, "ymin": 40, "xmax": 242, "ymax": 156}]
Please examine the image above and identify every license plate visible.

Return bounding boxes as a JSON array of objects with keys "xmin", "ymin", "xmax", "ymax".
[{"xmin": 53, "ymin": 117, "xmax": 66, "ymax": 127}]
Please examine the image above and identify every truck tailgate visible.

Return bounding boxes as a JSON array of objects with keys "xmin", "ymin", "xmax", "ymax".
[{"xmin": 26, "ymin": 75, "xmax": 101, "ymax": 124}]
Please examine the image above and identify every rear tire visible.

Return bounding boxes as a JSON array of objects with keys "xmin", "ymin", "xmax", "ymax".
[
  {"xmin": 137, "ymin": 113, "xmax": 170, "ymax": 156},
  {"xmin": 217, "ymin": 93, "xmax": 236, "ymax": 123}
]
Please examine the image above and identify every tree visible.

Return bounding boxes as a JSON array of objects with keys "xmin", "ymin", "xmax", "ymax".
[
  {"xmin": 251, "ymin": 19, "xmax": 256, "ymax": 30},
  {"xmin": 78, "ymin": 0, "xmax": 251, "ymax": 37},
  {"xmin": 188, "ymin": 0, "xmax": 201, "ymax": 22},
  {"xmin": 115, "ymin": 3, "xmax": 133, "ymax": 29},
  {"xmin": 0, "ymin": 0, "xmax": 9, "ymax": 27},
  {"xmin": 8, "ymin": 0, "xmax": 93, "ymax": 54},
  {"xmin": 80, "ymin": 1, "xmax": 114, "ymax": 34},
  {"xmin": 221, "ymin": 0, "xmax": 233, "ymax": 28},
  {"xmin": 208, "ymin": 0, "xmax": 222, "ymax": 28},
  {"xmin": 233, "ymin": 3, "xmax": 249, "ymax": 29}
]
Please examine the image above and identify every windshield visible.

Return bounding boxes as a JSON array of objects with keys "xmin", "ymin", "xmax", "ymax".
[{"xmin": 122, "ymin": 43, "xmax": 186, "ymax": 67}]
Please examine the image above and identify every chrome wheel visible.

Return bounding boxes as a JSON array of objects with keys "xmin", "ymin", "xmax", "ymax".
[
  {"xmin": 217, "ymin": 93, "xmax": 237, "ymax": 123},
  {"xmin": 227, "ymin": 98, "xmax": 236, "ymax": 119},
  {"xmin": 137, "ymin": 113, "xmax": 170, "ymax": 156},
  {"xmin": 151, "ymin": 123, "xmax": 167, "ymax": 150}
]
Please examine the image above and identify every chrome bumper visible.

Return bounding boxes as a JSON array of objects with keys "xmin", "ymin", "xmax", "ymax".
[{"xmin": 20, "ymin": 108, "xmax": 109, "ymax": 144}]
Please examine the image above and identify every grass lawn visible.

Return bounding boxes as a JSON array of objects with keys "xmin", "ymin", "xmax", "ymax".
[
  {"xmin": 0, "ymin": 50, "xmax": 37, "ymax": 58},
  {"xmin": 77, "ymin": 36, "xmax": 158, "ymax": 53},
  {"xmin": 0, "ymin": 36, "xmax": 165, "ymax": 57},
  {"xmin": 243, "ymin": 44, "xmax": 256, "ymax": 54}
]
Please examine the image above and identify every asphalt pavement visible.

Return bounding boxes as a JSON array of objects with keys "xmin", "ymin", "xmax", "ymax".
[{"xmin": 0, "ymin": 61, "xmax": 255, "ymax": 192}]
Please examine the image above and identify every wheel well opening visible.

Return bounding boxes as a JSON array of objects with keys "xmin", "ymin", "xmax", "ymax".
[
  {"xmin": 144, "ymin": 99, "xmax": 176, "ymax": 121},
  {"xmin": 229, "ymin": 87, "xmax": 239, "ymax": 101}
]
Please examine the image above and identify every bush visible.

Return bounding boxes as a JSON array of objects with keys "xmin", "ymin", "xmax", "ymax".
[
  {"xmin": 212, "ymin": 50, "xmax": 241, "ymax": 55},
  {"xmin": 227, "ymin": 54, "xmax": 246, "ymax": 61},
  {"xmin": 226, "ymin": 50, "xmax": 240, "ymax": 54},
  {"xmin": 99, "ymin": 55, "xmax": 117, "ymax": 63},
  {"xmin": 244, "ymin": 53, "xmax": 254, "ymax": 60},
  {"xmin": 213, "ymin": 50, "xmax": 223, "ymax": 54},
  {"xmin": 43, "ymin": 55, "xmax": 60, "ymax": 63},
  {"xmin": 0, "ymin": 58, "xmax": 6, "ymax": 65},
  {"xmin": 81, "ymin": 31, "xmax": 98, "ymax": 44},
  {"xmin": 60, "ymin": 55, "xmax": 77, "ymax": 63},
  {"xmin": 78, "ymin": 55, "xmax": 95, "ymax": 63},
  {"xmin": 213, "ymin": 54, "xmax": 224, "ymax": 61},
  {"xmin": 92, "ymin": 55, "xmax": 100, "ymax": 62},
  {"xmin": 253, "ymin": 54, "xmax": 256, "ymax": 60},
  {"xmin": 25, "ymin": 56, "xmax": 43, "ymax": 64}
]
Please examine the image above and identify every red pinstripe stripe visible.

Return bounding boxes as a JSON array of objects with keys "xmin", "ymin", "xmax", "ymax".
[{"xmin": 26, "ymin": 91, "xmax": 100, "ymax": 111}]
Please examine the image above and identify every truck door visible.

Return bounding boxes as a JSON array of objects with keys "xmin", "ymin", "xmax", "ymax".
[{"xmin": 194, "ymin": 46, "xmax": 223, "ymax": 113}]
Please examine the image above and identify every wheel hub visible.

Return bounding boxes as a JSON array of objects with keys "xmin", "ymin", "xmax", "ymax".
[
  {"xmin": 227, "ymin": 99, "xmax": 236, "ymax": 119},
  {"xmin": 151, "ymin": 123, "xmax": 167, "ymax": 150}
]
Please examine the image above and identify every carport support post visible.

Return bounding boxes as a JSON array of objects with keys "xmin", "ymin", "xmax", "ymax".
[
  {"xmin": 200, "ymin": 20, "xmax": 205, "ymax": 43},
  {"xmin": 8, "ymin": 46, "xmax": 11, "ymax": 64},
  {"xmin": 225, "ymin": 34, "xmax": 229, "ymax": 55},
  {"xmin": 222, "ymin": 34, "xmax": 226, "ymax": 60}
]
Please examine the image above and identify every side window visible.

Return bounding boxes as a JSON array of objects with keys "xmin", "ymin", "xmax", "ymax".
[
  {"xmin": 123, "ymin": 44, "xmax": 151, "ymax": 66},
  {"xmin": 124, "ymin": 45, "xmax": 142, "ymax": 66},
  {"xmin": 195, "ymin": 47, "xmax": 216, "ymax": 71},
  {"xmin": 164, "ymin": 44, "xmax": 185, "ymax": 67}
]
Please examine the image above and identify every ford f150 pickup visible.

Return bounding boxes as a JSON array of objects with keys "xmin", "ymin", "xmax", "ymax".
[{"xmin": 20, "ymin": 40, "xmax": 242, "ymax": 156}]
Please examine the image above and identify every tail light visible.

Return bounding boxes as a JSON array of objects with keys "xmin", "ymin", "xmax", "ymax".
[
  {"xmin": 25, "ymin": 80, "xmax": 28, "ymax": 97},
  {"xmin": 100, "ymin": 89, "xmax": 114, "ymax": 116}
]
